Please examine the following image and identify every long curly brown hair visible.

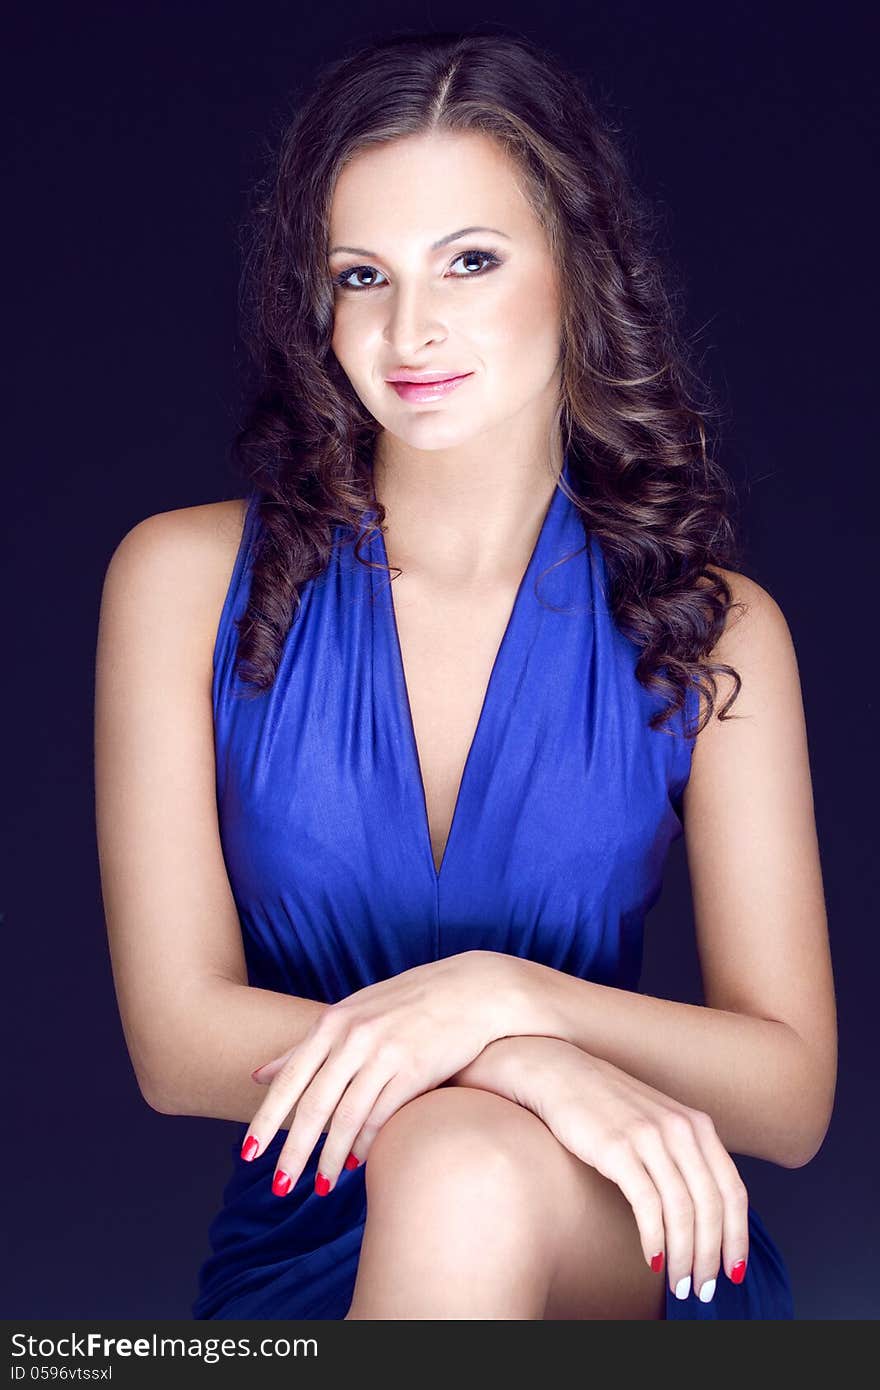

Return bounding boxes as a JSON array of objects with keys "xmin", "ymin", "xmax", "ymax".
[{"xmin": 227, "ymin": 26, "xmax": 746, "ymax": 737}]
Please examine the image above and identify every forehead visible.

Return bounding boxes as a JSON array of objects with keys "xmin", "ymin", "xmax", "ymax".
[{"xmin": 328, "ymin": 131, "xmax": 536, "ymax": 243}]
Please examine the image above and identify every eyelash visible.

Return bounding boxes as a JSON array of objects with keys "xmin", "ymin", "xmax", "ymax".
[{"xmin": 331, "ymin": 247, "xmax": 502, "ymax": 293}]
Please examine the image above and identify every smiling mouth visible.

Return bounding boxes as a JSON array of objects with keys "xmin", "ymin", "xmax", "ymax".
[
  {"xmin": 387, "ymin": 373, "xmax": 467, "ymax": 384},
  {"xmin": 387, "ymin": 373, "xmax": 473, "ymax": 401}
]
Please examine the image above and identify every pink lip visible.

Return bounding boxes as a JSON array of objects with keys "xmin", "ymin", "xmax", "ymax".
[{"xmin": 388, "ymin": 373, "xmax": 473, "ymax": 402}]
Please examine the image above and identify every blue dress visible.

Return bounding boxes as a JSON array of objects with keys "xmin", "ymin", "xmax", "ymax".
[{"xmin": 192, "ymin": 453, "xmax": 794, "ymax": 1320}]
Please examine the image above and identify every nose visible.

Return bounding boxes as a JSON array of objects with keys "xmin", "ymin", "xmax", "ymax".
[{"xmin": 383, "ymin": 281, "xmax": 448, "ymax": 360}]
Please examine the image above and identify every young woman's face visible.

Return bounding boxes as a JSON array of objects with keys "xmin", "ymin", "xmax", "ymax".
[{"xmin": 327, "ymin": 131, "xmax": 563, "ymax": 451}]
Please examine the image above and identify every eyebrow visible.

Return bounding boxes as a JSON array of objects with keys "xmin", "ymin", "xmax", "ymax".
[{"xmin": 327, "ymin": 226, "xmax": 511, "ymax": 257}]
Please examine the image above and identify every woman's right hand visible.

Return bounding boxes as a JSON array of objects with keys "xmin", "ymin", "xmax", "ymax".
[{"xmin": 474, "ymin": 1034, "xmax": 750, "ymax": 1301}]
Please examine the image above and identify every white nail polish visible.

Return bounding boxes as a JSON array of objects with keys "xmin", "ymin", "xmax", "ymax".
[
  {"xmin": 698, "ymin": 1278, "xmax": 716, "ymax": 1303},
  {"xmin": 674, "ymin": 1275, "xmax": 691, "ymax": 1300}
]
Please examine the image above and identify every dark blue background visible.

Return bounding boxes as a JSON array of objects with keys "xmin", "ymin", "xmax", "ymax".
[{"xmin": 2, "ymin": 1, "xmax": 875, "ymax": 1319}]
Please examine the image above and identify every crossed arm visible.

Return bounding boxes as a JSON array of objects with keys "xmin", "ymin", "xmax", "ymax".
[
  {"xmin": 97, "ymin": 517, "xmax": 835, "ymax": 1174},
  {"xmin": 447, "ymin": 961, "xmax": 831, "ymax": 1168},
  {"xmin": 158, "ymin": 939, "xmax": 829, "ymax": 1173},
  {"xmin": 457, "ymin": 574, "xmax": 837, "ymax": 1168},
  {"xmin": 166, "ymin": 574, "xmax": 836, "ymax": 1169}
]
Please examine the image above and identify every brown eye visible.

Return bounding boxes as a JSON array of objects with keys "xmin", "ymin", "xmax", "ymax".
[
  {"xmin": 333, "ymin": 265, "xmax": 388, "ymax": 292},
  {"xmin": 450, "ymin": 250, "xmax": 500, "ymax": 276},
  {"xmin": 332, "ymin": 247, "xmax": 502, "ymax": 293}
]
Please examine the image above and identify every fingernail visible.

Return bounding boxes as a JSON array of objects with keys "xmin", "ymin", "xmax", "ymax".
[
  {"xmin": 674, "ymin": 1275, "xmax": 691, "ymax": 1300},
  {"xmin": 731, "ymin": 1259, "xmax": 747, "ymax": 1284},
  {"xmin": 344, "ymin": 1152, "xmax": 360, "ymax": 1169},
  {"xmin": 698, "ymin": 1278, "xmax": 716, "ymax": 1303},
  {"xmin": 272, "ymin": 1169, "xmax": 292, "ymax": 1196},
  {"xmin": 241, "ymin": 1135, "xmax": 259, "ymax": 1161},
  {"xmin": 315, "ymin": 1172, "xmax": 331, "ymax": 1196},
  {"xmin": 650, "ymin": 1251, "xmax": 664, "ymax": 1273}
]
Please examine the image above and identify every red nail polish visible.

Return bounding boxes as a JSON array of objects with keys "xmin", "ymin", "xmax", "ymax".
[
  {"xmin": 731, "ymin": 1259, "xmax": 747, "ymax": 1284},
  {"xmin": 241, "ymin": 1135, "xmax": 259, "ymax": 1162},
  {"xmin": 344, "ymin": 1152, "xmax": 360, "ymax": 1170},
  {"xmin": 272, "ymin": 1169, "xmax": 292, "ymax": 1196},
  {"xmin": 315, "ymin": 1172, "xmax": 331, "ymax": 1196},
  {"xmin": 650, "ymin": 1251, "xmax": 664, "ymax": 1273}
]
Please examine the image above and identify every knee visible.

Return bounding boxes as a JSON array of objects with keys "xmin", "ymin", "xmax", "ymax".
[{"xmin": 364, "ymin": 1085, "xmax": 553, "ymax": 1212}]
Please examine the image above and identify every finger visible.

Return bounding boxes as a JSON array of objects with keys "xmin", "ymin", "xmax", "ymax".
[
  {"xmin": 321, "ymin": 1069, "xmax": 432, "ymax": 1184},
  {"xmin": 657, "ymin": 1113, "xmax": 724, "ymax": 1305},
  {"xmin": 241, "ymin": 1035, "xmax": 333, "ymax": 1164},
  {"xmin": 346, "ymin": 1068, "xmax": 443, "ymax": 1168},
  {"xmin": 688, "ymin": 1111, "xmax": 750, "ymax": 1290},
  {"xmin": 312, "ymin": 1062, "xmax": 399, "ymax": 1192},
  {"xmin": 252, "ymin": 1009, "xmax": 334, "ymax": 1084},
  {"xmin": 251, "ymin": 1052, "xmax": 293, "ymax": 1083},
  {"xmin": 628, "ymin": 1127, "xmax": 697, "ymax": 1301},
  {"xmin": 598, "ymin": 1138, "xmax": 667, "ymax": 1281},
  {"xmin": 273, "ymin": 1048, "xmax": 392, "ymax": 1199}
]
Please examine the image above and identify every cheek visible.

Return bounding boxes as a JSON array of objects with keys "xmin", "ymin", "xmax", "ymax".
[
  {"xmin": 479, "ymin": 279, "xmax": 561, "ymax": 382},
  {"xmin": 331, "ymin": 311, "xmax": 372, "ymax": 387},
  {"xmin": 330, "ymin": 311, "xmax": 352, "ymax": 367}
]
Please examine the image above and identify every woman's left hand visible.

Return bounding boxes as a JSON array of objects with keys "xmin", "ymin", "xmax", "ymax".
[{"xmin": 242, "ymin": 949, "xmax": 516, "ymax": 1197}]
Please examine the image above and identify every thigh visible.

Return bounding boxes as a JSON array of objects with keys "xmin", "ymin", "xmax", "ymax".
[
  {"xmin": 366, "ymin": 1086, "xmax": 665, "ymax": 1321},
  {"xmin": 541, "ymin": 1140, "xmax": 666, "ymax": 1320}
]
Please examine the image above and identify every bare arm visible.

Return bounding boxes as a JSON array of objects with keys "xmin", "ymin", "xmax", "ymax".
[
  {"xmin": 95, "ymin": 503, "xmax": 334, "ymax": 1125},
  {"xmin": 97, "ymin": 518, "xmax": 834, "ymax": 1170},
  {"xmin": 152, "ymin": 978, "xmax": 330, "ymax": 1127},
  {"xmin": 452, "ymin": 572, "xmax": 837, "ymax": 1172},
  {"xmin": 453, "ymin": 970, "xmax": 818, "ymax": 1169}
]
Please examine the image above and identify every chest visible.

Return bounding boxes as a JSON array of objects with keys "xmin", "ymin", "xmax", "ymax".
[
  {"xmin": 214, "ymin": 498, "xmax": 692, "ymax": 945},
  {"xmin": 388, "ymin": 571, "xmax": 522, "ymax": 875}
]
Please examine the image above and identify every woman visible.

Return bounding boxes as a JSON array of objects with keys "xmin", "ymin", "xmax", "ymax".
[{"xmin": 94, "ymin": 29, "xmax": 836, "ymax": 1319}]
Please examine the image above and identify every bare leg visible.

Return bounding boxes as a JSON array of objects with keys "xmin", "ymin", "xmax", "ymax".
[
  {"xmin": 542, "ymin": 1136, "xmax": 667, "ymax": 1320},
  {"xmin": 346, "ymin": 1087, "xmax": 554, "ymax": 1318},
  {"xmin": 344, "ymin": 1085, "xmax": 665, "ymax": 1320}
]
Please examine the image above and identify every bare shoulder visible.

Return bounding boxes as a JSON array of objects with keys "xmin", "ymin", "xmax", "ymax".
[
  {"xmin": 693, "ymin": 564, "xmax": 797, "ymax": 728},
  {"xmin": 101, "ymin": 498, "xmax": 250, "ymax": 672},
  {"xmin": 107, "ymin": 497, "xmax": 249, "ymax": 587},
  {"xmin": 681, "ymin": 568, "xmax": 835, "ymax": 1166},
  {"xmin": 95, "ymin": 498, "xmax": 254, "ymax": 1110}
]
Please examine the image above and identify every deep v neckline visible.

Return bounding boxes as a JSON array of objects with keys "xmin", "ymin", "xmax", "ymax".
[{"xmin": 374, "ymin": 457, "xmax": 569, "ymax": 883}]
